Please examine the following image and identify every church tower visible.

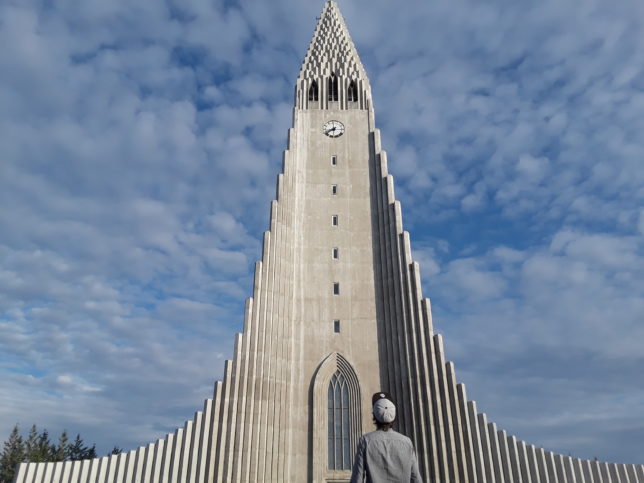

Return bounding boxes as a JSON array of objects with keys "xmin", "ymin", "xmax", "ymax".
[{"xmin": 14, "ymin": 2, "xmax": 644, "ymax": 482}]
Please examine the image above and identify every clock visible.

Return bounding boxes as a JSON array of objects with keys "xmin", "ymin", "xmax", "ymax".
[{"xmin": 323, "ymin": 120, "xmax": 345, "ymax": 138}]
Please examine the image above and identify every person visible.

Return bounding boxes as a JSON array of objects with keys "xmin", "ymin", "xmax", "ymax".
[{"xmin": 350, "ymin": 392, "xmax": 423, "ymax": 483}]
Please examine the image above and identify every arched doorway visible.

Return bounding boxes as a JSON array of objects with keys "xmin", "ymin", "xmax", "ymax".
[{"xmin": 311, "ymin": 352, "xmax": 362, "ymax": 482}]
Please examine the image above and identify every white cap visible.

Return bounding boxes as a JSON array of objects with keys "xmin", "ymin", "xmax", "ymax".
[{"xmin": 373, "ymin": 398, "xmax": 396, "ymax": 423}]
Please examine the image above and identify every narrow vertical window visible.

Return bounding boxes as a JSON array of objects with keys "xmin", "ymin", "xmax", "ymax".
[
  {"xmin": 332, "ymin": 215, "xmax": 338, "ymax": 226},
  {"xmin": 328, "ymin": 74, "xmax": 339, "ymax": 101},
  {"xmin": 333, "ymin": 282, "xmax": 340, "ymax": 295},
  {"xmin": 348, "ymin": 80, "xmax": 358, "ymax": 102},
  {"xmin": 328, "ymin": 371, "xmax": 351, "ymax": 470},
  {"xmin": 308, "ymin": 80, "xmax": 319, "ymax": 101},
  {"xmin": 331, "ymin": 155, "xmax": 337, "ymax": 166},
  {"xmin": 333, "ymin": 320, "xmax": 340, "ymax": 333},
  {"xmin": 332, "ymin": 184, "xmax": 337, "ymax": 195},
  {"xmin": 332, "ymin": 247, "xmax": 339, "ymax": 259}
]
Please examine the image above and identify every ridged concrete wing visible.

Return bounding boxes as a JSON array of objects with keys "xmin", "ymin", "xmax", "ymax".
[{"xmin": 14, "ymin": 1, "xmax": 644, "ymax": 482}]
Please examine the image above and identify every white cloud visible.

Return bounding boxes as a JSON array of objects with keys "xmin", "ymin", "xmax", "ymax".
[{"xmin": 422, "ymin": 224, "xmax": 644, "ymax": 460}]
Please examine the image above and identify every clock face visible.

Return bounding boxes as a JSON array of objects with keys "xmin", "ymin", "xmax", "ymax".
[{"xmin": 323, "ymin": 120, "xmax": 345, "ymax": 138}]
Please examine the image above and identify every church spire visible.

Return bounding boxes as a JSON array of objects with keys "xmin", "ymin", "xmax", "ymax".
[{"xmin": 296, "ymin": 1, "xmax": 372, "ymax": 110}]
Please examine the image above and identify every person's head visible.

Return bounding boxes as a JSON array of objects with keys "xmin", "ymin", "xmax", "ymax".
[{"xmin": 372, "ymin": 392, "xmax": 396, "ymax": 430}]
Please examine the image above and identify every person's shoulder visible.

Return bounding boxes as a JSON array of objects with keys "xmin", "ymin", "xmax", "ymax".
[
  {"xmin": 362, "ymin": 430, "xmax": 380, "ymax": 441},
  {"xmin": 389, "ymin": 429, "xmax": 408, "ymax": 438},
  {"xmin": 387, "ymin": 430, "xmax": 415, "ymax": 445}
]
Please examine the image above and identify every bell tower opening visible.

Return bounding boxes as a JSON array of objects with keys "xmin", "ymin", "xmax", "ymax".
[
  {"xmin": 309, "ymin": 80, "xmax": 319, "ymax": 101},
  {"xmin": 347, "ymin": 80, "xmax": 358, "ymax": 103},
  {"xmin": 328, "ymin": 73, "xmax": 339, "ymax": 101}
]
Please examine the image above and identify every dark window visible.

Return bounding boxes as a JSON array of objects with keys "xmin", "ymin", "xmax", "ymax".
[
  {"xmin": 332, "ymin": 215, "xmax": 338, "ymax": 226},
  {"xmin": 332, "ymin": 247, "xmax": 339, "ymax": 259},
  {"xmin": 308, "ymin": 81, "xmax": 319, "ymax": 101},
  {"xmin": 333, "ymin": 320, "xmax": 341, "ymax": 333},
  {"xmin": 328, "ymin": 371, "xmax": 351, "ymax": 469},
  {"xmin": 331, "ymin": 155, "xmax": 337, "ymax": 166},
  {"xmin": 348, "ymin": 81, "xmax": 358, "ymax": 102},
  {"xmin": 328, "ymin": 74, "xmax": 339, "ymax": 101},
  {"xmin": 333, "ymin": 282, "xmax": 339, "ymax": 295},
  {"xmin": 332, "ymin": 184, "xmax": 337, "ymax": 195}
]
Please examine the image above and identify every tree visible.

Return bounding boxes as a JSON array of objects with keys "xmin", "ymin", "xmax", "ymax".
[
  {"xmin": 0, "ymin": 425, "xmax": 25, "ymax": 483},
  {"xmin": 67, "ymin": 434, "xmax": 96, "ymax": 461},
  {"xmin": 0, "ymin": 424, "xmax": 103, "ymax": 481},
  {"xmin": 23, "ymin": 425, "xmax": 38, "ymax": 462},
  {"xmin": 108, "ymin": 446, "xmax": 123, "ymax": 456},
  {"xmin": 85, "ymin": 444, "xmax": 97, "ymax": 460},
  {"xmin": 34, "ymin": 429, "xmax": 54, "ymax": 462},
  {"xmin": 53, "ymin": 430, "xmax": 69, "ymax": 462}
]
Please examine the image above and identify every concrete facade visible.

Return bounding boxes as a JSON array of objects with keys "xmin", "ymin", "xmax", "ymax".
[{"xmin": 14, "ymin": 2, "xmax": 644, "ymax": 482}]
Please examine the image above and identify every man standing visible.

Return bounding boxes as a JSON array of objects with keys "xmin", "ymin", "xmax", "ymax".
[{"xmin": 350, "ymin": 392, "xmax": 423, "ymax": 483}]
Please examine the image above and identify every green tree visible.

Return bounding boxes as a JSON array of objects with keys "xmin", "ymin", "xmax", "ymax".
[
  {"xmin": 84, "ymin": 444, "xmax": 97, "ymax": 460},
  {"xmin": 108, "ymin": 446, "xmax": 123, "ymax": 456},
  {"xmin": 0, "ymin": 425, "xmax": 25, "ymax": 483},
  {"xmin": 1, "ymin": 423, "xmax": 103, "ymax": 481},
  {"xmin": 53, "ymin": 430, "xmax": 69, "ymax": 462},
  {"xmin": 35, "ymin": 429, "xmax": 55, "ymax": 462},
  {"xmin": 67, "ymin": 434, "xmax": 97, "ymax": 461},
  {"xmin": 24, "ymin": 425, "xmax": 38, "ymax": 462}
]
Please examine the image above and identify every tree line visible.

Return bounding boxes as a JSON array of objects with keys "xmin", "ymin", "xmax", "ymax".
[{"xmin": 0, "ymin": 424, "xmax": 122, "ymax": 483}]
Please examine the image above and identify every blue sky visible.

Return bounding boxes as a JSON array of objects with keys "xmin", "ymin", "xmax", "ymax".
[{"xmin": 1, "ymin": 0, "xmax": 643, "ymax": 464}]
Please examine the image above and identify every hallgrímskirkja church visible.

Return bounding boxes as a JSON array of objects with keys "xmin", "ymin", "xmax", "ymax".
[{"xmin": 15, "ymin": 2, "xmax": 644, "ymax": 482}]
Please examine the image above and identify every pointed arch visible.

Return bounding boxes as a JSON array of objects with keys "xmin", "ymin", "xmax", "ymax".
[
  {"xmin": 312, "ymin": 352, "xmax": 362, "ymax": 481},
  {"xmin": 328, "ymin": 371, "xmax": 351, "ymax": 470},
  {"xmin": 328, "ymin": 74, "xmax": 339, "ymax": 101},
  {"xmin": 308, "ymin": 80, "xmax": 319, "ymax": 102},
  {"xmin": 347, "ymin": 80, "xmax": 358, "ymax": 102}
]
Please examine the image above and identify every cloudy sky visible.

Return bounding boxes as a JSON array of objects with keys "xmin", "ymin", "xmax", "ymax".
[{"xmin": 1, "ymin": 0, "xmax": 643, "ymax": 465}]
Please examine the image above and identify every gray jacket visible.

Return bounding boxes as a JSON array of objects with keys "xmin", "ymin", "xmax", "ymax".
[{"xmin": 350, "ymin": 429, "xmax": 423, "ymax": 483}]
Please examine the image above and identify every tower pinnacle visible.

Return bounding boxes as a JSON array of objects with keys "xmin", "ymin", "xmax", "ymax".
[{"xmin": 296, "ymin": 1, "xmax": 371, "ymax": 110}]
